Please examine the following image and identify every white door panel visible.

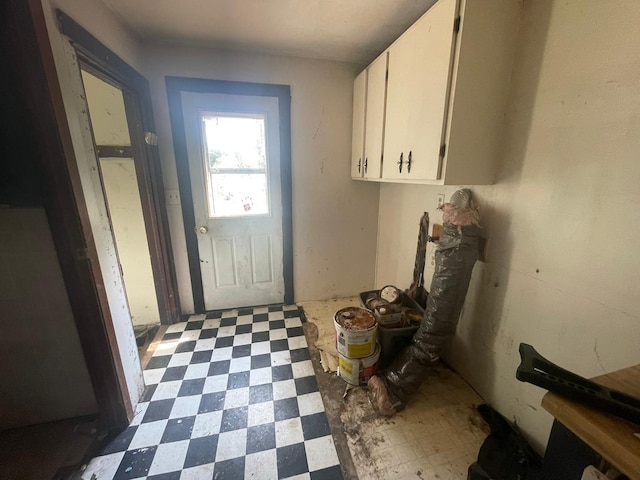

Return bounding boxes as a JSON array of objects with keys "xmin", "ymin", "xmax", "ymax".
[
  {"xmin": 211, "ymin": 237, "xmax": 236, "ymax": 287},
  {"xmin": 181, "ymin": 92, "xmax": 285, "ymax": 310},
  {"xmin": 251, "ymin": 235, "xmax": 274, "ymax": 284}
]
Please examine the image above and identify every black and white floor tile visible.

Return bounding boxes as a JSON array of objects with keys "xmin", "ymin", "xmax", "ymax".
[{"xmin": 80, "ymin": 305, "xmax": 343, "ymax": 480}]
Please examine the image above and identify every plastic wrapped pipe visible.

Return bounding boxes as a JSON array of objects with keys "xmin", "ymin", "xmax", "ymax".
[{"xmin": 381, "ymin": 191, "xmax": 482, "ymax": 405}]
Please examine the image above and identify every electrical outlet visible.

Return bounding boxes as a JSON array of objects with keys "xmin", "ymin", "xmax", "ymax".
[
  {"xmin": 429, "ymin": 251, "xmax": 436, "ymax": 267},
  {"xmin": 437, "ymin": 193, "xmax": 446, "ymax": 209}
]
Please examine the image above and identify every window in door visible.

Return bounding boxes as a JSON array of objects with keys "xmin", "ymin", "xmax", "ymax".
[{"xmin": 201, "ymin": 113, "xmax": 270, "ymax": 218}]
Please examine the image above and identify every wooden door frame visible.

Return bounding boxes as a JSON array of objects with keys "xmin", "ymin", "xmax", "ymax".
[
  {"xmin": 56, "ymin": 10, "xmax": 180, "ymax": 325},
  {"xmin": 166, "ymin": 77, "xmax": 294, "ymax": 313},
  {"xmin": 6, "ymin": 1, "xmax": 180, "ymax": 432},
  {"xmin": 7, "ymin": 0, "xmax": 130, "ymax": 430}
]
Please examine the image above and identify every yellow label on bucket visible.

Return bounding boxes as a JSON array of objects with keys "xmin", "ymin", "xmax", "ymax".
[
  {"xmin": 339, "ymin": 357, "xmax": 354, "ymax": 376},
  {"xmin": 347, "ymin": 342, "xmax": 374, "ymax": 358}
]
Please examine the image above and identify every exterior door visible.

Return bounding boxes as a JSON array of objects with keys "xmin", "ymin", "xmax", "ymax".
[{"xmin": 181, "ymin": 92, "xmax": 285, "ymax": 310}]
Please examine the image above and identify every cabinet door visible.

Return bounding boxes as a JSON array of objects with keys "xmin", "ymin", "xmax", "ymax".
[
  {"xmin": 351, "ymin": 69, "xmax": 366, "ymax": 178},
  {"xmin": 363, "ymin": 52, "xmax": 388, "ymax": 179},
  {"xmin": 383, "ymin": 0, "xmax": 458, "ymax": 180}
]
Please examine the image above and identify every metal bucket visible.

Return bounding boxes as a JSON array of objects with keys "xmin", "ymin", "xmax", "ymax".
[
  {"xmin": 338, "ymin": 343, "xmax": 381, "ymax": 385},
  {"xmin": 334, "ymin": 307, "xmax": 377, "ymax": 359}
]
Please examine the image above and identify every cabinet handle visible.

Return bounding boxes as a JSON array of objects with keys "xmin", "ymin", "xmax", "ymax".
[
  {"xmin": 357, "ymin": 158, "xmax": 361, "ymax": 173},
  {"xmin": 398, "ymin": 152, "xmax": 404, "ymax": 173},
  {"xmin": 407, "ymin": 151, "xmax": 412, "ymax": 173},
  {"xmin": 364, "ymin": 157, "xmax": 368, "ymax": 173}
]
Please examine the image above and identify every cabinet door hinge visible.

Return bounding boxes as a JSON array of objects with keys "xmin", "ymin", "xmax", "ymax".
[
  {"xmin": 439, "ymin": 144, "xmax": 447, "ymax": 158},
  {"xmin": 454, "ymin": 16, "xmax": 461, "ymax": 33}
]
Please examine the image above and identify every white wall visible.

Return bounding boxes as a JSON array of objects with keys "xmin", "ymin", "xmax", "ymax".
[
  {"xmin": 375, "ymin": 0, "xmax": 640, "ymax": 452},
  {"xmin": 42, "ymin": 0, "xmax": 146, "ymax": 413},
  {"xmin": 142, "ymin": 45, "xmax": 381, "ymax": 313}
]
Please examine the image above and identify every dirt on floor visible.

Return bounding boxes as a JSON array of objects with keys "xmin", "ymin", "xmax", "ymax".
[{"xmin": 301, "ymin": 297, "xmax": 490, "ymax": 480}]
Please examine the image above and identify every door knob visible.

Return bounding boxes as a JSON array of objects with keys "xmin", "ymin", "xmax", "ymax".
[{"xmin": 196, "ymin": 226, "xmax": 208, "ymax": 234}]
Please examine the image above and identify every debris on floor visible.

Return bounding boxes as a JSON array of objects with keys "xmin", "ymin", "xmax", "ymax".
[
  {"xmin": 341, "ymin": 363, "xmax": 487, "ymax": 480},
  {"xmin": 302, "ymin": 297, "xmax": 491, "ymax": 480}
]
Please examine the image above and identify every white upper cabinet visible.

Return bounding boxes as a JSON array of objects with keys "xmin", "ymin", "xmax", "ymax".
[
  {"xmin": 363, "ymin": 52, "xmax": 388, "ymax": 179},
  {"xmin": 351, "ymin": 69, "xmax": 366, "ymax": 179},
  {"xmin": 351, "ymin": 52, "xmax": 389, "ymax": 180},
  {"xmin": 383, "ymin": 0, "xmax": 458, "ymax": 181},
  {"xmin": 351, "ymin": 0, "xmax": 521, "ymax": 185}
]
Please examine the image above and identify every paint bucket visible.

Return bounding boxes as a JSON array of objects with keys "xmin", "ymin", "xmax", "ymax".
[
  {"xmin": 334, "ymin": 307, "xmax": 377, "ymax": 359},
  {"xmin": 338, "ymin": 343, "xmax": 381, "ymax": 385}
]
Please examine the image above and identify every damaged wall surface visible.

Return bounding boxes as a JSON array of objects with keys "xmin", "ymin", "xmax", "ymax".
[{"xmin": 375, "ymin": 0, "xmax": 640, "ymax": 451}]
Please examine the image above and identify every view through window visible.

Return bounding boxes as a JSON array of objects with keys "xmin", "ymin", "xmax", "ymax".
[{"xmin": 201, "ymin": 113, "xmax": 270, "ymax": 217}]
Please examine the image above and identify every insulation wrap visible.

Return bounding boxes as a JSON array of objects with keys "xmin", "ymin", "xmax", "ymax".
[{"xmin": 382, "ymin": 220, "xmax": 482, "ymax": 404}]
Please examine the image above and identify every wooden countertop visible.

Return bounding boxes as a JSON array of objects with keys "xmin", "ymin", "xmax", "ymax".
[{"xmin": 541, "ymin": 364, "xmax": 640, "ymax": 480}]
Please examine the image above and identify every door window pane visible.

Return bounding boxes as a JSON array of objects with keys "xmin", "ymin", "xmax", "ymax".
[
  {"xmin": 208, "ymin": 173, "xmax": 268, "ymax": 217},
  {"xmin": 201, "ymin": 113, "xmax": 269, "ymax": 217}
]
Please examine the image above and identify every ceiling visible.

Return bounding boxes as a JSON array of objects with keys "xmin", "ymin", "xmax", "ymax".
[{"xmin": 101, "ymin": 0, "xmax": 438, "ymax": 65}]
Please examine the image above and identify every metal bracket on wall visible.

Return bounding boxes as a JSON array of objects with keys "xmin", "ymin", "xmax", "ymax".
[{"xmin": 428, "ymin": 224, "xmax": 442, "ymax": 244}]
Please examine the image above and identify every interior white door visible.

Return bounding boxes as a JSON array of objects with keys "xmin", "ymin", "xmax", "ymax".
[{"xmin": 181, "ymin": 92, "xmax": 285, "ymax": 311}]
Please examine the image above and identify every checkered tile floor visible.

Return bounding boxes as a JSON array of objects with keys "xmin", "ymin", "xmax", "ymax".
[{"xmin": 80, "ymin": 305, "xmax": 343, "ymax": 480}]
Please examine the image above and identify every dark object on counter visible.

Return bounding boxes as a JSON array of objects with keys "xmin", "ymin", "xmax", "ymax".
[
  {"xmin": 407, "ymin": 212, "xmax": 430, "ymax": 309},
  {"xmin": 380, "ymin": 202, "xmax": 482, "ymax": 404},
  {"xmin": 468, "ymin": 404, "xmax": 541, "ymax": 480},
  {"xmin": 516, "ymin": 343, "xmax": 640, "ymax": 425}
]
